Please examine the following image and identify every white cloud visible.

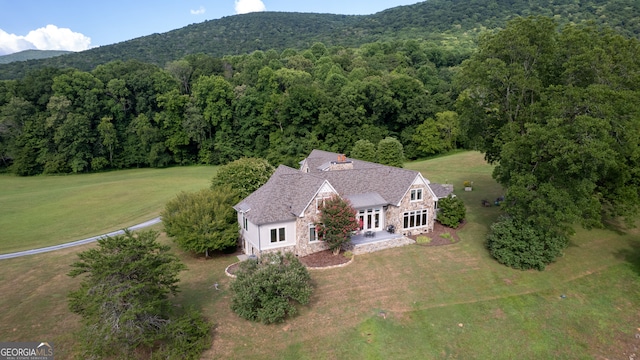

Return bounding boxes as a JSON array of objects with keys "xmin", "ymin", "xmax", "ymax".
[
  {"xmin": 234, "ymin": 0, "xmax": 266, "ymax": 15},
  {"xmin": 0, "ymin": 25, "xmax": 91, "ymax": 56},
  {"xmin": 0, "ymin": 29, "xmax": 35, "ymax": 55},
  {"xmin": 191, "ymin": 6, "xmax": 206, "ymax": 15}
]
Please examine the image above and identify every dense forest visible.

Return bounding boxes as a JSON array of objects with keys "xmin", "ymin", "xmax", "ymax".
[
  {"xmin": 0, "ymin": 38, "xmax": 462, "ymax": 174},
  {"xmin": 0, "ymin": 0, "xmax": 638, "ymax": 80}
]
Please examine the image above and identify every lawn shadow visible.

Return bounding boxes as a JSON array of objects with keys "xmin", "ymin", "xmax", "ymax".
[
  {"xmin": 603, "ymin": 218, "xmax": 630, "ymax": 236},
  {"xmin": 614, "ymin": 238, "xmax": 640, "ymax": 276}
]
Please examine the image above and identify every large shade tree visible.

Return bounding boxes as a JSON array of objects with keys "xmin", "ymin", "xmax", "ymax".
[
  {"xmin": 457, "ymin": 16, "xmax": 640, "ymax": 269},
  {"xmin": 163, "ymin": 187, "xmax": 239, "ymax": 256},
  {"xmin": 210, "ymin": 157, "xmax": 275, "ymax": 200}
]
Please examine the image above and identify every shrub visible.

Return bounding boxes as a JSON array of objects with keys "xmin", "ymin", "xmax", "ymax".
[
  {"xmin": 416, "ymin": 236, "xmax": 432, "ymax": 244},
  {"xmin": 437, "ymin": 195, "xmax": 466, "ymax": 228},
  {"xmin": 441, "ymin": 232, "xmax": 453, "ymax": 242},
  {"xmin": 487, "ymin": 216, "xmax": 568, "ymax": 270},
  {"xmin": 343, "ymin": 250, "xmax": 354, "ymax": 259},
  {"xmin": 230, "ymin": 253, "xmax": 312, "ymax": 324}
]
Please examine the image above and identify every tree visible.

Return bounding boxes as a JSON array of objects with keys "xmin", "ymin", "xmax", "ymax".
[
  {"xmin": 0, "ymin": 97, "xmax": 35, "ymax": 168},
  {"xmin": 437, "ymin": 195, "xmax": 466, "ymax": 228},
  {"xmin": 163, "ymin": 188, "xmax": 238, "ymax": 256},
  {"xmin": 210, "ymin": 157, "xmax": 275, "ymax": 200},
  {"xmin": 97, "ymin": 116, "xmax": 117, "ymax": 166},
  {"xmin": 230, "ymin": 252, "xmax": 312, "ymax": 324},
  {"xmin": 350, "ymin": 139, "xmax": 376, "ymax": 162},
  {"xmin": 457, "ymin": 17, "xmax": 640, "ymax": 269},
  {"xmin": 67, "ymin": 230, "xmax": 209, "ymax": 359},
  {"xmin": 413, "ymin": 117, "xmax": 445, "ymax": 156},
  {"xmin": 376, "ymin": 136, "xmax": 404, "ymax": 167},
  {"xmin": 315, "ymin": 195, "xmax": 360, "ymax": 255}
]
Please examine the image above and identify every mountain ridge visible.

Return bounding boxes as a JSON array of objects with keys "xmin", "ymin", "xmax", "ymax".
[
  {"xmin": 0, "ymin": 0, "xmax": 638, "ymax": 80},
  {"xmin": 0, "ymin": 49, "xmax": 72, "ymax": 64}
]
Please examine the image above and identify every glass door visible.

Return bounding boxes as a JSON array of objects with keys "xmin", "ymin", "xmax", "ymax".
[{"xmin": 358, "ymin": 208, "xmax": 383, "ymax": 231}]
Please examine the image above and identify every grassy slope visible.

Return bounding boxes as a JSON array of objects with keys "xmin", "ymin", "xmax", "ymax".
[
  {"xmin": 0, "ymin": 151, "xmax": 638, "ymax": 359},
  {"xmin": 0, "ymin": 166, "xmax": 216, "ymax": 253}
]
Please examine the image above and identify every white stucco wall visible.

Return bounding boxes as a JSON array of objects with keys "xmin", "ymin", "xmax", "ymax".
[{"xmin": 257, "ymin": 221, "xmax": 297, "ymax": 252}]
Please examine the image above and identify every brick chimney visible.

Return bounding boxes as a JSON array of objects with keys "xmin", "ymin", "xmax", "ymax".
[{"xmin": 328, "ymin": 154, "xmax": 353, "ymax": 171}]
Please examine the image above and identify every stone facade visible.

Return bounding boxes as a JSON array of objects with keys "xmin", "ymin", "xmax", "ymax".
[
  {"xmin": 343, "ymin": 236, "xmax": 416, "ymax": 255},
  {"xmin": 385, "ymin": 183, "xmax": 435, "ymax": 237},
  {"xmin": 327, "ymin": 160, "xmax": 353, "ymax": 171},
  {"xmin": 293, "ymin": 190, "xmax": 334, "ymax": 256}
]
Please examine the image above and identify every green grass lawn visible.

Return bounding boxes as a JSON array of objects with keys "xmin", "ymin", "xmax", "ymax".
[
  {"xmin": 0, "ymin": 166, "xmax": 216, "ymax": 253},
  {"xmin": 0, "ymin": 151, "xmax": 638, "ymax": 359}
]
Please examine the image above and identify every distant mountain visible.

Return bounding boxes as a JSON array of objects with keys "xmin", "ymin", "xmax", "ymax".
[
  {"xmin": 0, "ymin": 49, "xmax": 72, "ymax": 64},
  {"xmin": 0, "ymin": 0, "xmax": 638, "ymax": 80}
]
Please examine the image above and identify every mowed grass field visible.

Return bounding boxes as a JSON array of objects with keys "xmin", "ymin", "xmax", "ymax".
[
  {"xmin": 0, "ymin": 166, "xmax": 216, "ymax": 253},
  {"xmin": 0, "ymin": 151, "xmax": 639, "ymax": 359}
]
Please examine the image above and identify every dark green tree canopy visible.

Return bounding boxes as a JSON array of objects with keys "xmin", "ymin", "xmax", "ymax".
[
  {"xmin": 67, "ymin": 230, "xmax": 209, "ymax": 359},
  {"xmin": 487, "ymin": 216, "xmax": 568, "ymax": 271},
  {"xmin": 457, "ymin": 16, "xmax": 640, "ymax": 269},
  {"xmin": 350, "ymin": 139, "xmax": 376, "ymax": 162},
  {"xmin": 376, "ymin": 136, "xmax": 405, "ymax": 168}
]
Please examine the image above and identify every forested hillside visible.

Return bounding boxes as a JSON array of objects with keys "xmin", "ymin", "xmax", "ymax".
[{"xmin": 0, "ymin": 0, "xmax": 638, "ymax": 80}]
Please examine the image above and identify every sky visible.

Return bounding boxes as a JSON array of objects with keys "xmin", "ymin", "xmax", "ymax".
[{"xmin": 0, "ymin": 0, "xmax": 423, "ymax": 56}]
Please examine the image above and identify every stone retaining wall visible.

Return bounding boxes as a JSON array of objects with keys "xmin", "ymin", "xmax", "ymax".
[{"xmin": 343, "ymin": 236, "xmax": 415, "ymax": 255}]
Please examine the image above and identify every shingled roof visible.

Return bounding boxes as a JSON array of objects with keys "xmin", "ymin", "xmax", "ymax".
[
  {"xmin": 316, "ymin": 167, "xmax": 421, "ymax": 206},
  {"xmin": 428, "ymin": 183, "xmax": 454, "ymax": 199},
  {"xmin": 234, "ymin": 165, "xmax": 331, "ymax": 225},
  {"xmin": 235, "ymin": 150, "xmax": 431, "ymax": 225},
  {"xmin": 301, "ymin": 149, "xmax": 380, "ymax": 172}
]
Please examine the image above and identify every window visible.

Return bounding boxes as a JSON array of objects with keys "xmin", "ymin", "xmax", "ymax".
[
  {"xmin": 403, "ymin": 209, "xmax": 429, "ymax": 229},
  {"xmin": 242, "ymin": 213, "xmax": 248, "ymax": 230},
  {"xmin": 270, "ymin": 227, "xmax": 286, "ymax": 243},
  {"xmin": 315, "ymin": 196, "xmax": 331, "ymax": 212},
  {"xmin": 410, "ymin": 188, "xmax": 423, "ymax": 202},
  {"xmin": 309, "ymin": 224, "xmax": 318, "ymax": 242}
]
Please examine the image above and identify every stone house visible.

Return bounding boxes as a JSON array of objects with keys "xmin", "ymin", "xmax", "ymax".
[{"xmin": 233, "ymin": 150, "xmax": 452, "ymax": 256}]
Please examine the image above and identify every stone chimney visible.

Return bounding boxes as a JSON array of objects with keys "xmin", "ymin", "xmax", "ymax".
[{"xmin": 328, "ymin": 154, "xmax": 353, "ymax": 171}]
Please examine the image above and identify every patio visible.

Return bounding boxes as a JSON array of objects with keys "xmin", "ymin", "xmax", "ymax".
[{"xmin": 350, "ymin": 229, "xmax": 404, "ymax": 245}]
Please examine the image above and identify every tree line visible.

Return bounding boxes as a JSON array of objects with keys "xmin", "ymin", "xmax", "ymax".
[{"xmin": 0, "ymin": 39, "xmax": 465, "ymax": 175}]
